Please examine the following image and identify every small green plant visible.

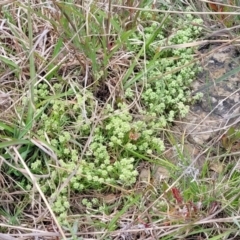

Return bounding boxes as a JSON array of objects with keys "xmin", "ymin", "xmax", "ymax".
[
  {"xmin": 30, "ymin": 83, "xmax": 166, "ymax": 192},
  {"xmin": 126, "ymin": 7, "xmax": 203, "ymax": 122},
  {"xmin": 2, "ymin": 2, "xmax": 223, "ymax": 238},
  {"xmin": 0, "ymin": 2, "xmax": 206, "ymax": 227}
]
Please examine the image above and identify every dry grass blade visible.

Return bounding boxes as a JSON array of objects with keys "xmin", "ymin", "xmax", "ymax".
[
  {"xmin": 0, "ymin": 0, "xmax": 16, "ymax": 5},
  {"xmin": 30, "ymin": 138, "xmax": 58, "ymax": 162},
  {"xmin": 13, "ymin": 147, "xmax": 66, "ymax": 240},
  {"xmin": 146, "ymin": 36, "xmax": 240, "ymax": 86},
  {"xmin": 201, "ymin": 0, "xmax": 240, "ymax": 10},
  {"xmin": 0, "ymin": 234, "xmax": 16, "ymax": 240},
  {"xmin": 0, "ymin": 224, "xmax": 61, "ymax": 238},
  {"xmin": 111, "ymin": 4, "xmax": 240, "ymax": 15},
  {"xmin": 160, "ymin": 39, "xmax": 240, "ymax": 50}
]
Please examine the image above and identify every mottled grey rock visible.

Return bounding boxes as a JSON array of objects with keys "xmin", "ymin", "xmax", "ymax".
[{"xmin": 176, "ymin": 45, "xmax": 240, "ymax": 145}]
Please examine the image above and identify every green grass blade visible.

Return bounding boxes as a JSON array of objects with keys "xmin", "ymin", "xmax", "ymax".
[
  {"xmin": 25, "ymin": 0, "xmax": 36, "ymax": 128},
  {"xmin": 45, "ymin": 37, "xmax": 64, "ymax": 80},
  {"xmin": 0, "ymin": 121, "xmax": 14, "ymax": 133},
  {"xmin": 0, "ymin": 139, "xmax": 31, "ymax": 148},
  {"xmin": 0, "ymin": 55, "xmax": 20, "ymax": 72}
]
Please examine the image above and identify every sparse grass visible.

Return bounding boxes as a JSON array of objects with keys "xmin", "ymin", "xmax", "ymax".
[{"xmin": 1, "ymin": 0, "xmax": 240, "ymax": 239}]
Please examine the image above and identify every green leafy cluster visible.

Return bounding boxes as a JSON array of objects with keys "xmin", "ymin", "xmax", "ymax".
[
  {"xmin": 29, "ymin": 83, "xmax": 166, "ymax": 219},
  {"xmin": 19, "ymin": 6, "xmax": 203, "ymax": 223},
  {"xmin": 127, "ymin": 7, "xmax": 203, "ymax": 121},
  {"xmin": 30, "ymin": 83, "xmax": 165, "ymax": 200}
]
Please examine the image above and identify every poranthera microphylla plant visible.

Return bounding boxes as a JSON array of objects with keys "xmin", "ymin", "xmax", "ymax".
[{"xmin": 21, "ymin": 5, "xmax": 203, "ymax": 224}]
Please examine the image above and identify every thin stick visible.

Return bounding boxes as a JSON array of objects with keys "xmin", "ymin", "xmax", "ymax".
[{"xmin": 13, "ymin": 147, "xmax": 67, "ymax": 240}]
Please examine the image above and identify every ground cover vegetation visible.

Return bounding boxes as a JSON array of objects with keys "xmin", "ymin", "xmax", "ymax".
[{"xmin": 1, "ymin": 0, "xmax": 240, "ymax": 239}]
